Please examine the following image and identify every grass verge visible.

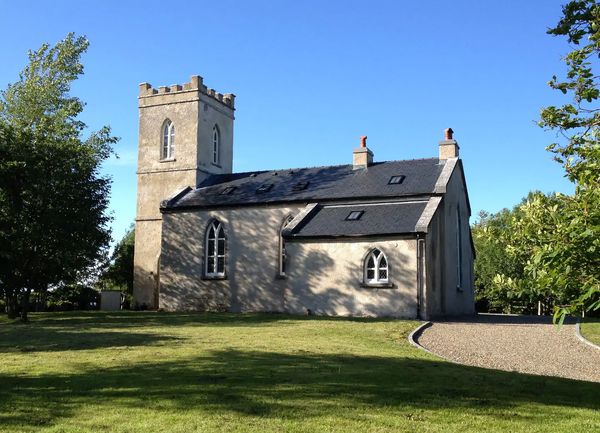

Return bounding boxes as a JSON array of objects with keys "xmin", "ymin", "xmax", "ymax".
[
  {"xmin": 581, "ymin": 318, "xmax": 600, "ymax": 346},
  {"xmin": 0, "ymin": 311, "xmax": 598, "ymax": 433}
]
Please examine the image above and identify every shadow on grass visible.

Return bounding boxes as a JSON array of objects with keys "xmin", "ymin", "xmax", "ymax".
[
  {"xmin": 0, "ymin": 349, "xmax": 598, "ymax": 428},
  {"xmin": 0, "ymin": 312, "xmax": 396, "ymax": 353},
  {"xmin": 1, "ymin": 311, "xmax": 399, "ymax": 329},
  {"xmin": 0, "ymin": 326, "xmax": 180, "ymax": 353}
]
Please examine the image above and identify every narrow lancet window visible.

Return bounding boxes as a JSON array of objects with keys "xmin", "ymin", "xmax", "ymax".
[{"xmin": 205, "ymin": 221, "xmax": 226, "ymax": 277}]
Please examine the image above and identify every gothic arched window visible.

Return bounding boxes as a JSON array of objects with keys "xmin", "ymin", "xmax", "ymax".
[
  {"xmin": 279, "ymin": 215, "xmax": 295, "ymax": 277},
  {"xmin": 212, "ymin": 125, "xmax": 220, "ymax": 165},
  {"xmin": 162, "ymin": 120, "xmax": 175, "ymax": 160},
  {"xmin": 364, "ymin": 248, "xmax": 389, "ymax": 285},
  {"xmin": 205, "ymin": 220, "xmax": 226, "ymax": 277}
]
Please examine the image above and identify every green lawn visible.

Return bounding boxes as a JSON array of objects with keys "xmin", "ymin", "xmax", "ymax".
[
  {"xmin": 581, "ymin": 319, "xmax": 600, "ymax": 346},
  {"xmin": 0, "ymin": 312, "xmax": 598, "ymax": 433}
]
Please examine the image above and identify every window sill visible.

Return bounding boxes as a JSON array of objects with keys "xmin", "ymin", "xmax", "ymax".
[
  {"xmin": 456, "ymin": 286, "xmax": 464, "ymax": 292},
  {"xmin": 211, "ymin": 162, "xmax": 222, "ymax": 168},
  {"xmin": 160, "ymin": 158, "xmax": 176, "ymax": 163},
  {"xmin": 202, "ymin": 275, "xmax": 227, "ymax": 281},
  {"xmin": 361, "ymin": 282, "xmax": 394, "ymax": 289},
  {"xmin": 275, "ymin": 274, "xmax": 287, "ymax": 280}
]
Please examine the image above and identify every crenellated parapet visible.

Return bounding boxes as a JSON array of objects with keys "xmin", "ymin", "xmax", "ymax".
[{"xmin": 138, "ymin": 75, "xmax": 235, "ymax": 109}]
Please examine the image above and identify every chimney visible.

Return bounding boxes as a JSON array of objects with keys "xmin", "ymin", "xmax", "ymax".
[
  {"xmin": 353, "ymin": 135, "xmax": 373, "ymax": 169},
  {"xmin": 439, "ymin": 128, "xmax": 459, "ymax": 159}
]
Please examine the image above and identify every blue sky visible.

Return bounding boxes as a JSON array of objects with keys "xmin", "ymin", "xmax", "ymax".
[{"xmin": 0, "ymin": 0, "xmax": 574, "ymax": 244}]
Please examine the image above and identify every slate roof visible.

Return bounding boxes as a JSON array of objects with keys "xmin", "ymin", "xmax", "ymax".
[
  {"xmin": 282, "ymin": 201, "xmax": 430, "ymax": 238},
  {"xmin": 162, "ymin": 158, "xmax": 445, "ymax": 211}
]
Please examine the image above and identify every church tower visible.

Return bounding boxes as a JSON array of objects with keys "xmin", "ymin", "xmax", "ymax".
[{"xmin": 133, "ymin": 75, "xmax": 235, "ymax": 308}]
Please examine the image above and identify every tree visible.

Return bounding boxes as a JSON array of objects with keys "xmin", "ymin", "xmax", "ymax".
[
  {"xmin": 0, "ymin": 33, "xmax": 116, "ymax": 321},
  {"xmin": 99, "ymin": 226, "xmax": 134, "ymax": 309},
  {"xmin": 538, "ymin": 0, "xmax": 600, "ymax": 320},
  {"xmin": 472, "ymin": 193, "xmax": 558, "ymax": 315}
]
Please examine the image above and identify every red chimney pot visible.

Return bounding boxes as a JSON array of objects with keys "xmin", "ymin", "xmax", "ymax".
[
  {"xmin": 445, "ymin": 128, "xmax": 454, "ymax": 140},
  {"xmin": 360, "ymin": 135, "xmax": 367, "ymax": 148}
]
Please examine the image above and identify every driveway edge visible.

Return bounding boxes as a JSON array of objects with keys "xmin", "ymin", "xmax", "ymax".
[{"xmin": 407, "ymin": 321, "xmax": 455, "ymax": 362}]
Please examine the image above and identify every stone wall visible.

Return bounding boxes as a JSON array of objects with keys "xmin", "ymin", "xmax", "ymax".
[
  {"xmin": 423, "ymin": 160, "xmax": 475, "ymax": 317},
  {"xmin": 160, "ymin": 204, "xmax": 419, "ymax": 318},
  {"xmin": 133, "ymin": 75, "xmax": 235, "ymax": 308}
]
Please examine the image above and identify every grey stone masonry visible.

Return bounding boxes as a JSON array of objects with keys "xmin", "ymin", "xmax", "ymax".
[{"xmin": 139, "ymin": 75, "xmax": 235, "ymax": 110}]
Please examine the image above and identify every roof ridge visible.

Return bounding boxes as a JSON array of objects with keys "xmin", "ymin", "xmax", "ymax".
[{"xmin": 211, "ymin": 157, "xmax": 440, "ymax": 178}]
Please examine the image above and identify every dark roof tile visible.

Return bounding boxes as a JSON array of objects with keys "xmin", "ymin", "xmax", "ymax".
[
  {"xmin": 163, "ymin": 158, "xmax": 444, "ymax": 210},
  {"xmin": 284, "ymin": 201, "xmax": 428, "ymax": 238}
]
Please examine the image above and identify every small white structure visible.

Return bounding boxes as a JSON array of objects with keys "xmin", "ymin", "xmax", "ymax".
[{"xmin": 100, "ymin": 291, "xmax": 121, "ymax": 311}]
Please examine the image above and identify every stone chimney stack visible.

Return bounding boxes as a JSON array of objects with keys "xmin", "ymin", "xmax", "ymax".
[
  {"xmin": 439, "ymin": 128, "xmax": 459, "ymax": 159},
  {"xmin": 353, "ymin": 135, "xmax": 374, "ymax": 169}
]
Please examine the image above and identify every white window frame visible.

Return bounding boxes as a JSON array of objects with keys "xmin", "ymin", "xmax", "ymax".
[
  {"xmin": 212, "ymin": 125, "xmax": 220, "ymax": 165},
  {"xmin": 364, "ymin": 249, "xmax": 389, "ymax": 285},
  {"xmin": 205, "ymin": 221, "xmax": 226, "ymax": 278},
  {"xmin": 279, "ymin": 215, "xmax": 295, "ymax": 277},
  {"xmin": 162, "ymin": 120, "xmax": 175, "ymax": 160}
]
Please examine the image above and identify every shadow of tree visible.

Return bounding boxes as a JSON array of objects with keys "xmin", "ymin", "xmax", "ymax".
[
  {"xmin": 0, "ymin": 348, "xmax": 598, "ymax": 428},
  {"xmin": 4, "ymin": 311, "xmax": 398, "ymax": 329},
  {"xmin": 0, "ymin": 326, "xmax": 180, "ymax": 353}
]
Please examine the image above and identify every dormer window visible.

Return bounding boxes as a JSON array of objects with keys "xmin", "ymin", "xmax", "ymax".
[
  {"xmin": 212, "ymin": 125, "xmax": 220, "ymax": 165},
  {"xmin": 162, "ymin": 120, "xmax": 175, "ymax": 160}
]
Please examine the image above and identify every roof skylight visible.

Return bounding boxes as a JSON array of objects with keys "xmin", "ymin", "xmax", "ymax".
[
  {"xmin": 345, "ymin": 210, "xmax": 364, "ymax": 221},
  {"xmin": 388, "ymin": 175, "xmax": 405, "ymax": 185},
  {"xmin": 292, "ymin": 181, "xmax": 309, "ymax": 192},
  {"xmin": 256, "ymin": 184, "xmax": 274, "ymax": 194},
  {"xmin": 221, "ymin": 186, "xmax": 236, "ymax": 195}
]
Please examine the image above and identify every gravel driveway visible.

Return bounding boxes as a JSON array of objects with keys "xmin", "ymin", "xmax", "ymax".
[{"xmin": 416, "ymin": 314, "xmax": 600, "ymax": 383}]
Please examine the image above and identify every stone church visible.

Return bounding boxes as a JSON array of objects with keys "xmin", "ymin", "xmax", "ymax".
[{"xmin": 133, "ymin": 75, "xmax": 475, "ymax": 319}]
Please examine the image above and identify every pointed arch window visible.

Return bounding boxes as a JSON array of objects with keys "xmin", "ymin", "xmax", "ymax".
[
  {"xmin": 162, "ymin": 120, "xmax": 175, "ymax": 160},
  {"xmin": 205, "ymin": 220, "xmax": 226, "ymax": 277},
  {"xmin": 212, "ymin": 125, "xmax": 220, "ymax": 165},
  {"xmin": 279, "ymin": 215, "xmax": 295, "ymax": 277},
  {"xmin": 364, "ymin": 249, "xmax": 389, "ymax": 285}
]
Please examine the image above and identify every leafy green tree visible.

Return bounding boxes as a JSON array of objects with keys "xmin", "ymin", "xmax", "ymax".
[
  {"xmin": 0, "ymin": 33, "xmax": 116, "ymax": 321},
  {"xmin": 99, "ymin": 226, "xmax": 134, "ymax": 309},
  {"xmin": 538, "ymin": 0, "xmax": 600, "ymax": 320},
  {"xmin": 473, "ymin": 193, "xmax": 556, "ymax": 314}
]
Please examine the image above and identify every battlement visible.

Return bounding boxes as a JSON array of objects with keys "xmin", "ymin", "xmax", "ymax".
[{"xmin": 138, "ymin": 75, "xmax": 235, "ymax": 109}]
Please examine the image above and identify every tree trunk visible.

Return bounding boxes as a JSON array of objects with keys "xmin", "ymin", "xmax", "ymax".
[{"xmin": 19, "ymin": 289, "xmax": 31, "ymax": 322}]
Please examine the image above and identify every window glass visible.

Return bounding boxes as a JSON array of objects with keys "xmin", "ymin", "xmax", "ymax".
[
  {"xmin": 205, "ymin": 221, "xmax": 226, "ymax": 277},
  {"xmin": 162, "ymin": 120, "xmax": 174, "ymax": 159},
  {"xmin": 364, "ymin": 249, "xmax": 389, "ymax": 284}
]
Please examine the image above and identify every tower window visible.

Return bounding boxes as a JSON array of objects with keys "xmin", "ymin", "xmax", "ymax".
[
  {"xmin": 161, "ymin": 120, "xmax": 175, "ymax": 160},
  {"xmin": 212, "ymin": 125, "xmax": 220, "ymax": 165}
]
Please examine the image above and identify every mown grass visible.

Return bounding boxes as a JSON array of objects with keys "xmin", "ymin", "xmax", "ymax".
[
  {"xmin": 0, "ymin": 312, "xmax": 598, "ymax": 433},
  {"xmin": 581, "ymin": 318, "xmax": 600, "ymax": 346}
]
